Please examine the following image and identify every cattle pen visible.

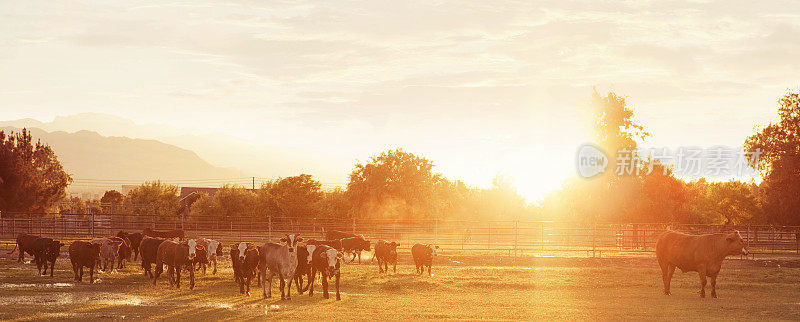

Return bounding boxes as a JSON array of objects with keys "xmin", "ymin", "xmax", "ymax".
[{"xmin": 2, "ymin": 212, "xmax": 799, "ymax": 259}]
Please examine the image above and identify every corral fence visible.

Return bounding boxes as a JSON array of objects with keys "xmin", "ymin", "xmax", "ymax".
[{"xmin": 1, "ymin": 212, "xmax": 799, "ymax": 258}]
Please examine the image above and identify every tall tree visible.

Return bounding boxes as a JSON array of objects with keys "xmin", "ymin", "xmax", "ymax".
[
  {"xmin": 744, "ymin": 90, "xmax": 800, "ymax": 225},
  {"xmin": 124, "ymin": 181, "xmax": 179, "ymax": 219},
  {"xmin": 347, "ymin": 149, "xmax": 449, "ymax": 220},
  {"xmin": 0, "ymin": 128, "xmax": 72, "ymax": 213},
  {"xmin": 262, "ymin": 174, "xmax": 323, "ymax": 219}
]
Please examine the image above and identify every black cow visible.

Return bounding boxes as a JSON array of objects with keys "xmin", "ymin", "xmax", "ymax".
[
  {"xmin": 11, "ymin": 233, "xmax": 40, "ymax": 263},
  {"xmin": 374, "ymin": 240, "xmax": 399, "ymax": 273},
  {"xmin": 309, "ymin": 245, "xmax": 342, "ymax": 300},
  {"xmin": 411, "ymin": 244, "xmax": 438, "ymax": 276},
  {"xmin": 117, "ymin": 231, "xmax": 144, "ymax": 261},
  {"xmin": 340, "ymin": 237, "xmax": 370, "ymax": 263},
  {"xmin": 139, "ymin": 236, "xmax": 167, "ymax": 278},
  {"xmin": 33, "ymin": 238, "xmax": 65, "ymax": 277}
]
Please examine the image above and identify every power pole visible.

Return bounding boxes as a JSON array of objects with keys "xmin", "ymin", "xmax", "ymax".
[{"xmin": 252, "ymin": 177, "xmax": 255, "ymax": 190}]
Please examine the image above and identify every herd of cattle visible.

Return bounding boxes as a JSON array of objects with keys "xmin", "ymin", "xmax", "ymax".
[
  {"xmin": 7, "ymin": 228, "xmax": 440, "ymax": 301},
  {"xmin": 7, "ymin": 229, "xmax": 752, "ymax": 299}
]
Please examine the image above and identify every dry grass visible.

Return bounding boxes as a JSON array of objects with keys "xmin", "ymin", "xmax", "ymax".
[{"xmin": 0, "ymin": 254, "xmax": 799, "ymax": 321}]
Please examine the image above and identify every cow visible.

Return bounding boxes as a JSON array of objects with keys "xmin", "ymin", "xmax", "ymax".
[
  {"xmin": 91, "ymin": 237, "xmax": 122, "ymax": 272},
  {"xmin": 411, "ymin": 244, "xmax": 438, "ymax": 276},
  {"xmin": 239, "ymin": 244, "xmax": 260, "ymax": 296},
  {"xmin": 656, "ymin": 230, "xmax": 749, "ymax": 298},
  {"xmin": 139, "ymin": 236, "xmax": 167, "ymax": 278},
  {"xmin": 117, "ymin": 231, "xmax": 144, "ymax": 261},
  {"xmin": 231, "ymin": 242, "xmax": 255, "ymax": 284},
  {"xmin": 340, "ymin": 236, "xmax": 370, "ymax": 263},
  {"xmin": 306, "ymin": 239, "xmax": 342, "ymax": 251},
  {"xmin": 10, "ymin": 233, "xmax": 40, "ymax": 263},
  {"xmin": 69, "ymin": 241, "xmax": 101, "ymax": 284},
  {"xmin": 32, "ymin": 238, "xmax": 65, "ymax": 277},
  {"xmin": 114, "ymin": 236, "xmax": 132, "ymax": 269},
  {"xmin": 374, "ymin": 240, "xmax": 399, "ymax": 273},
  {"xmin": 325, "ymin": 229, "xmax": 358, "ymax": 241},
  {"xmin": 195, "ymin": 238, "xmax": 222, "ymax": 275},
  {"xmin": 143, "ymin": 227, "xmax": 184, "ymax": 240},
  {"xmin": 154, "ymin": 239, "xmax": 197, "ymax": 289},
  {"xmin": 308, "ymin": 244, "xmax": 342, "ymax": 301},
  {"xmin": 259, "ymin": 234, "xmax": 302, "ymax": 300},
  {"xmin": 293, "ymin": 244, "xmax": 316, "ymax": 294},
  {"xmin": 190, "ymin": 245, "xmax": 209, "ymax": 274}
]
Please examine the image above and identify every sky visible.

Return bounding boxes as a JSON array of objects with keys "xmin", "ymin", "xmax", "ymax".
[{"xmin": 2, "ymin": 1, "xmax": 799, "ymax": 201}]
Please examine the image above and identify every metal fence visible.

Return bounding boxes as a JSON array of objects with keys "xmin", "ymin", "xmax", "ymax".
[{"xmin": 1, "ymin": 213, "xmax": 799, "ymax": 258}]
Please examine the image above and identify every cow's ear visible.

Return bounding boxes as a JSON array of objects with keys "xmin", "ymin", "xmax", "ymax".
[
  {"xmin": 435, "ymin": 246, "xmax": 439, "ymax": 249},
  {"xmin": 726, "ymin": 233, "xmax": 737, "ymax": 242},
  {"xmin": 320, "ymin": 251, "xmax": 328, "ymax": 259},
  {"xmin": 296, "ymin": 237, "xmax": 303, "ymax": 242},
  {"xmin": 60, "ymin": 243, "xmax": 65, "ymax": 247},
  {"xmin": 280, "ymin": 237, "xmax": 287, "ymax": 243}
]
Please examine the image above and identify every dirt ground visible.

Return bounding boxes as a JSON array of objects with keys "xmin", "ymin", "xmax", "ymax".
[{"xmin": 1, "ymin": 252, "xmax": 799, "ymax": 321}]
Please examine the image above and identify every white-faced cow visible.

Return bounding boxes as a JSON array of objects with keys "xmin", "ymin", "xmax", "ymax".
[
  {"xmin": 259, "ymin": 234, "xmax": 302, "ymax": 300},
  {"xmin": 308, "ymin": 244, "xmax": 342, "ymax": 300},
  {"xmin": 195, "ymin": 238, "xmax": 223, "ymax": 275},
  {"xmin": 656, "ymin": 230, "xmax": 748, "ymax": 298},
  {"xmin": 153, "ymin": 239, "xmax": 197, "ymax": 289}
]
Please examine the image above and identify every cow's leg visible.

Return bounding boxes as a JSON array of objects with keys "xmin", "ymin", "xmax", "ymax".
[
  {"xmin": 309, "ymin": 267, "xmax": 316, "ymax": 297},
  {"xmin": 188, "ymin": 264, "xmax": 195, "ymax": 290},
  {"xmin": 658, "ymin": 258, "xmax": 672, "ymax": 295},
  {"xmin": 377, "ymin": 258, "xmax": 383, "ymax": 273},
  {"xmin": 428, "ymin": 264, "xmax": 432, "ymax": 276},
  {"xmin": 698, "ymin": 267, "xmax": 707, "ymax": 298},
  {"xmin": 393, "ymin": 261, "xmax": 396, "ymax": 274},
  {"xmin": 322, "ymin": 272, "xmax": 329, "ymax": 299},
  {"xmin": 153, "ymin": 262, "xmax": 162, "ymax": 286},
  {"xmin": 134, "ymin": 249, "xmax": 139, "ymax": 261},
  {"xmin": 710, "ymin": 273, "xmax": 718, "ymax": 298},
  {"xmin": 335, "ymin": 272, "xmax": 340, "ymax": 301},
  {"xmin": 295, "ymin": 274, "xmax": 303, "ymax": 294},
  {"xmin": 50, "ymin": 259, "xmax": 55, "ymax": 277},
  {"xmin": 88, "ymin": 265, "xmax": 94, "ymax": 284},
  {"xmin": 212, "ymin": 257, "xmax": 217, "ymax": 275},
  {"xmin": 176, "ymin": 265, "xmax": 182, "ymax": 289},
  {"xmin": 279, "ymin": 272, "xmax": 286, "ymax": 300}
]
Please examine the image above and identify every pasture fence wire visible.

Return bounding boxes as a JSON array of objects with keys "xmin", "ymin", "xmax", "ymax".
[{"xmin": 1, "ymin": 212, "xmax": 799, "ymax": 259}]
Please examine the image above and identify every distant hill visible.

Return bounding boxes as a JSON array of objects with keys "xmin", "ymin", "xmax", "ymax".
[
  {"xmin": 0, "ymin": 113, "xmax": 348, "ymax": 185},
  {"xmin": 0, "ymin": 126, "xmax": 246, "ymax": 194}
]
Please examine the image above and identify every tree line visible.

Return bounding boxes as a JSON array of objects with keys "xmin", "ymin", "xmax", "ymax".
[{"xmin": 2, "ymin": 89, "xmax": 799, "ymax": 226}]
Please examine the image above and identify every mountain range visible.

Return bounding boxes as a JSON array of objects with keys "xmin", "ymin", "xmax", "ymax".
[{"xmin": 0, "ymin": 113, "xmax": 348, "ymax": 197}]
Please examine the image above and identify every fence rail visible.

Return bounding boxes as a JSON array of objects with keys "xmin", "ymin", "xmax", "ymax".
[{"xmin": 1, "ymin": 213, "xmax": 799, "ymax": 258}]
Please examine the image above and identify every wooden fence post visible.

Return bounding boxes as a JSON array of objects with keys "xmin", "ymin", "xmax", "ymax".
[
  {"xmin": 268, "ymin": 216, "xmax": 272, "ymax": 241},
  {"xmin": 91, "ymin": 212, "xmax": 95, "ymax": 238}
]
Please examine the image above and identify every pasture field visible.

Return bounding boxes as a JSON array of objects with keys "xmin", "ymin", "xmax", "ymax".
[{"xmin": 0, "ymin": 255, "xmax": 799, "ymax": 321}]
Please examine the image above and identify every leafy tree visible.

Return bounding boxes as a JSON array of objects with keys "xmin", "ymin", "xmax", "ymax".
[
  {"xmin": 123, "ymin": 181, "xmax": 179, "ymax": 219},
  {"xmin": 744, "ymin": 90, "xmax": 800, "ymax": 225},
  {"xmin": 261, "ymin": 174, "xmax": 323, "ymax": 219},
  {"xmin": 347, "ymin": 149, "xmax": 450, "ymax": 220},
  {"xmin": 317, "ymin": 188, "xmax": 352, "ymax": 219},
  {"xmin": 101, "ymin": 190, "xmax": 124, "ymax": 204},
  {"xmin": 591, "ymin": 89, "xmax": 650, "ymax": 181},
  {"xmin": 0, "ymin": 128, "xmax": 72, "ymax": 213},
  {"xmin": 190, "ymin": 185, "xmax": 258, "ymax": 221}
]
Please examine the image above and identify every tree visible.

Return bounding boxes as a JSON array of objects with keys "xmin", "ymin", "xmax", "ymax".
[
  {"xmin": 744, "ymin": 90, "xmax": 800, "ymax": 225},
  {"xmin": 591, "ymin": 89, "xmax": 650, "ymax": 181},
  {"xmin": 0, "ymin": 128, "xmax": 72, "ymax": 213},
  {"xmin": 101, "ymin": 190, "xmax": 124, "ymax": 204},
  {"xmin": 317, "ymin": 188, "xmax": 352, "ymax": 219},
  {"xmin": 261, "ymin": 174, "xmax": 323, "ymax": 219},
  {"xmin": 124, "ymin": 181, "xmax": 179, "ymax": 219},
  {"xmin": 347, "ymin": 149, "xmax": 450, "ymax": 220}
]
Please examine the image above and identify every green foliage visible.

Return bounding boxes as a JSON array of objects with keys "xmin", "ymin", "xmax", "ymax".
[
  {"xmin": 262, "ymin": 174, "xmax": 323, "ymax": 219},
  {"xmin": 101, "ymin": 190, "xmax": 124, "ymax": 204},
  {"xmin": 123, "ymin": 181, "xmax": 179, "ymax": 219},
  {"xmin": 0, "ymin": 128, "xmax": 72, "ymax": 213},
  {"xmin": 744, "ymin": 89, "xmax": 800, "ymax": 225},
  {"xmin": 190, "ymin": 185, "xmax": 259, "ymax": 220}
]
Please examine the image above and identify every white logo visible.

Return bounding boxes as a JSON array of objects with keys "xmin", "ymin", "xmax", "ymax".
[{"xmin": 576, "ymin": 144, "xmax": 608, "ymax": 178}]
